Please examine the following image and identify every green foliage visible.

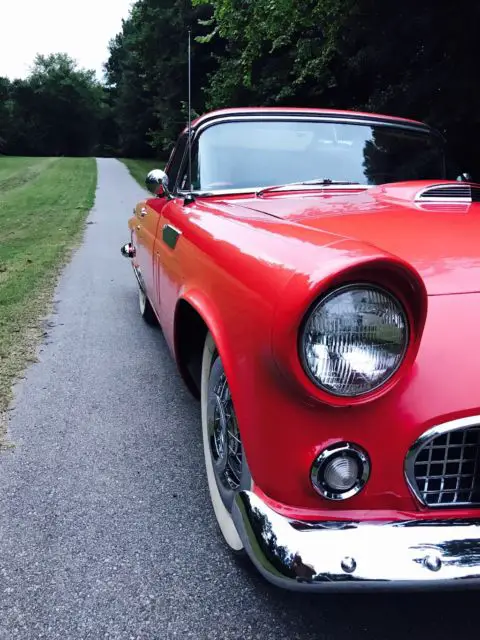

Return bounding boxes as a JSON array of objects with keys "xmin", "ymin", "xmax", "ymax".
[
  {"xmin": 1, "ymin": 54, "xmax": 107, "ymax": 157},
  {"xmin": 192, "ymin": 0, "xmax": 345, "ymax": 107},
  {"xmin": 192, "ymin": 0, "xmax": 480, "ymax": 176},
  {"xmin": 105, "ymin": 0, "xmax": 219, "ymax": 157}
]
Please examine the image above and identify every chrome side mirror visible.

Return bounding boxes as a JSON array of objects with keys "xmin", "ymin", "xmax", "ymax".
[{"xmin": 146, "ymin": 169, "xmax": 170, "ymax": 197}]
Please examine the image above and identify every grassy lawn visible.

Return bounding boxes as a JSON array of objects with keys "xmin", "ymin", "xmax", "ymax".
[
  {"xmin": 0, "ymin": 156, "xmax": 97, "ymax": 442},
  {"xmin": 121, "ymin": 158, "xmax": 165, "ymax": 189}
]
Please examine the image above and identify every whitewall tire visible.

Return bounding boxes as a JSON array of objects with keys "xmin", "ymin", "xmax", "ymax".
[
  {"xmin": 201, "ymin": 332, "xmax": 252, "ymax": 552},
  {"xmin": 138, "ymin": 286, "xmax": 158, "ymax": 326}
]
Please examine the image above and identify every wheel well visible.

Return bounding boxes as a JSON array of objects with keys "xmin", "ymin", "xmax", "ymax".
[{"xmin": 174, "ymin": 300, "xmax": 209, "ymax": 399}]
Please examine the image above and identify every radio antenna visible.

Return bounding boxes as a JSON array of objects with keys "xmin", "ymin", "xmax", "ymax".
[{"xmin": 187, "ymin": 28, "xmax": 193, "ymax": 193}]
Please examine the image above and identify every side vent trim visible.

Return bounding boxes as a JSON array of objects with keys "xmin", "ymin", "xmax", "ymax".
[{"xmin": 415, "ymin": 184, "xmax": 480, "ymax": 203}]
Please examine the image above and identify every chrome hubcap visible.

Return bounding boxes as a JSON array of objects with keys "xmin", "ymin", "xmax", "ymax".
[{"xmin": 209, "ymin": 372, "xmax": 243, "ymax": 491}]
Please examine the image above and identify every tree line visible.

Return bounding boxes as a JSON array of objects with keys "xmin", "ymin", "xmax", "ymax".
[{"xmin": 1, "ymin": 0, "xmax": 479, "ymax": 176}]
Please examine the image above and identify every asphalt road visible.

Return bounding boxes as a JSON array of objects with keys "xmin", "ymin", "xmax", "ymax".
[{"xmin": 0, "ymin": 158, "xmax": 478, "ymax": 640}]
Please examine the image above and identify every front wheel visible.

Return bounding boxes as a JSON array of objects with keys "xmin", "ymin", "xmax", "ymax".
[
  {"xmin": 138, "ymin": 286, "xmax": 158, "ymax": 326},
  {"xmin": 201, "ymin": 332, "xmax": 252, "ymax": 551}
]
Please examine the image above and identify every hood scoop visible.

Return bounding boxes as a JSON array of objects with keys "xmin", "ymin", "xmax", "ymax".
[{"xmin": 415, "ymin": 183, "xmax": 480, "ymax": 203}]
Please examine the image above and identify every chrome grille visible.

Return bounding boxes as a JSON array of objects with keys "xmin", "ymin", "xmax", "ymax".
[{"xmin": 408, "ymin": 424, "xmax": 480, "ymax": 508}]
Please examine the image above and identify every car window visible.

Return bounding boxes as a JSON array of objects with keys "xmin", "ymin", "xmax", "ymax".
[
  {"xmin": 166, "ymin": 134, "xmax": 187, "ymax": 190},
  {"xmin": 179, "ymin": 138, "xmax": 201, "ymax": 191},
  {"xmin": 179, "ymin": 120, "xmax": 450, "ymax": 191}
]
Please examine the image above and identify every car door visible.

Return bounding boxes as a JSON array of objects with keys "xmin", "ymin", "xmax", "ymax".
[
  {"xmin": 134, "ymin": 135, "xmax": 188, "ymax": 311},
  {"xmin": 154, "ymin": 198, "xmax": 188, "ymax": 330},
  {"xmin": 149, "ymin": 134, "xmax": 189, "ymax": 314},
  {"xmin": 133, "ymin": 200, "xmax": 162, "ymax": 301}
]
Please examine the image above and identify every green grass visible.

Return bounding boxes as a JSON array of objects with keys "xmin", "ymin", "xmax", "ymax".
[
  {"xmin": 0, "ymin": 156, "xmax": 97, "ymax": 440},
  {"xmin": 121, "ymin": 158, "xmax": 165, "ymax": 189}
]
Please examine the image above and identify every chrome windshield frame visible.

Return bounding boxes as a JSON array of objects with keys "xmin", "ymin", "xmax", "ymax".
[{"xmin": 172, "ymin": 114, "xmax": 444, "ymax": 197}]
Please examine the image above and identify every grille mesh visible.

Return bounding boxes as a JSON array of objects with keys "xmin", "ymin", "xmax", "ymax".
[{"xmin": 413, "ymin": 427, "xmax": 480, "ymax": 507}]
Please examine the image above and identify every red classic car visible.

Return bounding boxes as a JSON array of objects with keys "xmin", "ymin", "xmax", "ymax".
[{"xmin": 121, "ymin": 107, "xmax": 480, "ymax": 590}]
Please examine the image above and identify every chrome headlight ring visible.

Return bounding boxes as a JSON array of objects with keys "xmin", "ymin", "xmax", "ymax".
[
  {"xmin": 311, "ymin": 442, "xmax": 371, "ymax": 501},
  {"xmin": 300, "ymin": 283, "xmax": 409, "ymax": 398}
]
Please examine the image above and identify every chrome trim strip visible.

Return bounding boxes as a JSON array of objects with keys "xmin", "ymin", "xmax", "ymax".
[
  {"xmin": 416, "ymin": 198, "xmax": 472, "ymax": 203},
  {"xmin": 405, "ymin": 415, "xmax": 480, "ymax": 508},
  {"xmin": 194, "ymin": 114, "xmax": 433, "ymax": 137},
  {"xmin": 232, "ymin": 490, "xmax": 480, "ymax": 591},
  {"xmin": 132, "ymin": 263, "xmax": 145, "ymax": 293}
]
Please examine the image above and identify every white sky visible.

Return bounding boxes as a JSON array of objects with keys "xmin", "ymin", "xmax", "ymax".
[{"xmin": 0, "ymin": 0, "xmax": 134, "ymax": 81}]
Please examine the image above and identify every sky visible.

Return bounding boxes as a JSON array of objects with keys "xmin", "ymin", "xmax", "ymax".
[{"xmin": 0, "ymin": 0, "xmax": 134, "ymax": 81}]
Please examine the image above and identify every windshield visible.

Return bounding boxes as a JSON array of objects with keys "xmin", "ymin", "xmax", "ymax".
[{"xmin": 183, "ymin": 120, "xmax": 449, "ymax": 191}]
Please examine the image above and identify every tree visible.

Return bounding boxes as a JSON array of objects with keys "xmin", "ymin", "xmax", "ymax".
[
  {"xmin": 28, "ymin": 54, "xmax": 105, "ymax": 156},
  {"xmin": 193, "ymin": 0, "xmax": 480, "ymax": 176},
  {"xmin": 105, "ymin": 0, "xmax": 220, "ymax": 158},
  {"xmin": 192, "ymin": 0, "xmax": 346, "ymax": 108},
  {"xmin": 0, "ymin": 77, "xmax": 12, "ymax": 152},
  {"xmin": 2, "ymin": 54, "xmax": 106, "ymax": 157}
]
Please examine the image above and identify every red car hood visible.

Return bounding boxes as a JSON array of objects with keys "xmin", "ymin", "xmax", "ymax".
[{"xmin": 238, "ymin": 182, "xmax": 480, "ymax": 296}]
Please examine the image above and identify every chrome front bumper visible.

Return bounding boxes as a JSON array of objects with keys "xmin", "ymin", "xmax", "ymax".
[{"xmin": 232, "ymin": 491, "xmax": 480, "ymax": 591}]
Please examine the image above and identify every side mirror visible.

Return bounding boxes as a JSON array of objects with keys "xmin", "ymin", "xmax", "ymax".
[
  {"xmin": 457, "ymin": 172, "xmax": 473, "ymax": 182},
  {"xmin": 146, "ymin": 169, "xmax": 170, "ymax": 197}
]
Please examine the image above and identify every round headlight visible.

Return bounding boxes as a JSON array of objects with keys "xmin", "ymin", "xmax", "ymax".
[{"xmin": 300, "ymin": 284, "xmax": 408, "ymax": 397}]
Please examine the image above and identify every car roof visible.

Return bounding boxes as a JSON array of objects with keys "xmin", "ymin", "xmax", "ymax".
[{"xmin": 190, "ymin": 107, "xmax": 428, "ymax": 130}]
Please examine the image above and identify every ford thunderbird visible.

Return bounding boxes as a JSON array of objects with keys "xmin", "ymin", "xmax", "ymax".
[{"xmin": 121, "ymin": 107, "xmax": 480, "ymax": 590}]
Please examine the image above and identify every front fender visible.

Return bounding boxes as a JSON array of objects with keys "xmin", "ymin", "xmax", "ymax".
[
  {"xmin": 174, "ymin": 283, "xmax": 280, "ymax": 487},
  {"xmin": 176, "ymin": 283, "xmax": 276, "ymax": 397},
  {"xmin": 175, "ymin": 287, "xmax": 235, "ymax": 377},
  {"xmin": 271, "ymin": 239, "xmax": 428, "ymax": 408}
]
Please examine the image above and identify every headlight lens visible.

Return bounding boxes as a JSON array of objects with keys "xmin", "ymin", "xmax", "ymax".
[{"xmin": 301, "ymin": 284, "xmax": 408, "ymax": 397}]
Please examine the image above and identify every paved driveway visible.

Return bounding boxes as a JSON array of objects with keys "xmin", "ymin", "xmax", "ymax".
[{"xmin": 0, "ymin": 158, "xmax": 477, "ymax": 639}]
